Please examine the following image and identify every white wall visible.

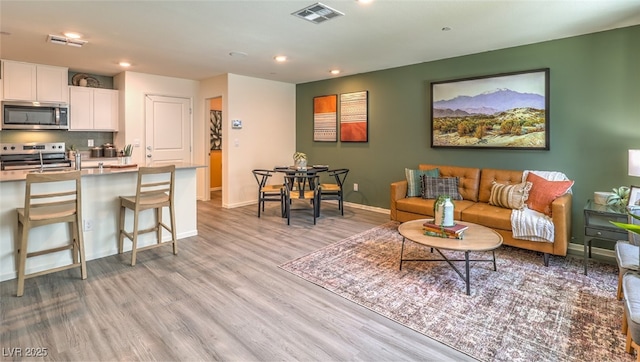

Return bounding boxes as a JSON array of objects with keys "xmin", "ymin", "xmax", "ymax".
[
  {"xmin": 200, "ymin": 73, "xmax": 296, "ymax": 208},
  {"xmin": 113, "ymin": 72, "xmax": 204, "ymax": 199}
]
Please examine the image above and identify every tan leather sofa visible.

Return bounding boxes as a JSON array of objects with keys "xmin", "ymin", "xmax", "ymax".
[{"xmin": 390, "ymin": 164, "xmax": 572, "ymax": 265}]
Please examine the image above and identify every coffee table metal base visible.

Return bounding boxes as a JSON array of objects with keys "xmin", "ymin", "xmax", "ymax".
[{"xmin": 399, "ymin": 237, "xmax": 498, "ymax": 295}]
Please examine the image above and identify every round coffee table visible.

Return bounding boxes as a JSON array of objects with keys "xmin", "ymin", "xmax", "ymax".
[{"xmin": 398, "ymin": 219, "xmax": 503, "ymax": 295}]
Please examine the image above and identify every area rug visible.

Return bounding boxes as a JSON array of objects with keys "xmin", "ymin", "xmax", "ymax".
[{"xmin": 279, "ymin": 221, "xmax": 631, "ymax": 362}]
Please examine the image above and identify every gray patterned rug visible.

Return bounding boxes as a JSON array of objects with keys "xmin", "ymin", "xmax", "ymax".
[{"xmin": 279, "ymin": 221, "xmax": 631, "ymax": 362}]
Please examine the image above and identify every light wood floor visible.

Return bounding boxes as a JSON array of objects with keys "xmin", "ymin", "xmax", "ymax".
[{"xmin": 0, "ymin": 192, "xmax": 475, "ymax": 361}]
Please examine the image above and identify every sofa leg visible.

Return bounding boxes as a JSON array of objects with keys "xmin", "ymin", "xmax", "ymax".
[{"xmin": 543, "ymin": 253, "xmax": 550, "ymax": 267}]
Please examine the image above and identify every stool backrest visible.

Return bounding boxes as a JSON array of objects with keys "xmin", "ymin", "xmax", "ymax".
[
  {"xmin": 136, "ymin": 165, "xmax": 175, "ymax": 205},
  {"xmin": 24, "ymin": 170, "xmax": 82, "ymax": 222}
]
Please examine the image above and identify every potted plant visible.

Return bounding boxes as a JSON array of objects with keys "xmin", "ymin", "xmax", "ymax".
[
  {"xmin": 608, "ymin": 186, "xmax": 630, "ymax": 207},
  {"xmin": 121, "ymin": 144, "xmax": 133, "ymax": 165},
  {"xmin": 433, "ymin": 194, "xmax": 455, "ymax": 227},
  {"xmin": 293, "ymin": 152, "xmax": 307, "ymax": 170}
]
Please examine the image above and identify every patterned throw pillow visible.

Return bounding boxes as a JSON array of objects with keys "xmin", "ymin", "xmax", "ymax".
[
  {"xmin": 405, "ymin": 168, "xmax": 439, "ymax": 197},
  {"xmin": 421, "ymin": 176, "xmax": 463, "ymax": 200},
  {"xmin": 488, "ymin": 181, "xmax": 533, "ymax": 210},
  {"xmin": 526, "ymin": 172, "xmax": 574, "ymax": 216}
]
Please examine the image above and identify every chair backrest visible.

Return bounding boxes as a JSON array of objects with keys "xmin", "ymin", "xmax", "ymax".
[
  {"xmin": 328, "ymin": 168, "xmax": 349, "ymax": 188},
  {"xmin": 252, "ymin": 169, "xmax": 274, "ymax": 189},
  {"xmin": 136, "ymin": 165, "xmax": 175, "ymax": 204},
  {"xmin": 24, "ymin": 170, "xmax": 82, "ymax": 221},
  {"xmin": 284, "ymin": 172, "xmax": 319, "ymax": 198}
]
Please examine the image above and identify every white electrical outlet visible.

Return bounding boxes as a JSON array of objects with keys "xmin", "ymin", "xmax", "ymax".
[
  {"xmin": 83, "ymin": 219, "xmax": 93, "ymax": 232},
  {"xmin": 353, "ymin": 183, "xmax": 359, "ymax": 192},
  {"xmin": 88, "ymin": 139, "xmax": 94, "ymax": 147}
]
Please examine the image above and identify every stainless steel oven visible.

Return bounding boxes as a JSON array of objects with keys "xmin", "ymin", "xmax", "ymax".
[
  {"xmin": 0, "ymin": 142, "xmax": 71, "ymax": 170},
  {"xmin": 1, "ymin": 101, "xmax": 69, "ymax": 130}
]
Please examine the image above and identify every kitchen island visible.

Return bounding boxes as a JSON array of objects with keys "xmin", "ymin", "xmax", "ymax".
[{"xmin": 0, "ymin": 162, "xmax": 203, "ymax": 282}]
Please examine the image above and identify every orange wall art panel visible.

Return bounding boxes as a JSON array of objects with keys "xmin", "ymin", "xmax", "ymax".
[
  {"xmin": 340, "ymin": 91, "xmax": 368, "ymax": 142},
  {"xmin": 313, "ymin": 94, "xmax": 337, "ymax": 142}
]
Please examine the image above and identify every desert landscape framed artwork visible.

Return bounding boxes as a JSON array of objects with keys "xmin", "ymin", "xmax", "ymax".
[
  {"xmin": 430, "ymin": 68, "xmax": 550, "ymax": 150},
  {"xmin": 340, "ymin": 91, "xmax": 368, "ymax": 142}
]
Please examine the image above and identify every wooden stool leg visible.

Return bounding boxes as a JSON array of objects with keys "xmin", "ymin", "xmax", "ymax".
[
  {"xmin": 70, "ymin": 221, "xmax": 79, "ymax": 264},
  {"xmin": 170, "ymin": 201, "xmax": 177, "ymax": 255},
  {"xmin": 156, "ymin": 207, "xmax": 162, "ymax": 245},
  {"xmin": 131, "ymin": 208, "xmax": 140, "ymax": 266},
  {"xmin": 75, "ymin": 215, "xmax": 87, "ymax": 280},
  {"xmin": 118, "ymin": 205, "xmax": 125, "ymax": 254},
  {"xmin": 16, "ymin": 222, "xmax": 29, "ymax": 297},
  {"xmin": 627, "ymin": 329, "xmax": 634, "ymax": 354},
  {"xmin": 624, "ymin": 308, "xmax": 629, "ymax": 334}
]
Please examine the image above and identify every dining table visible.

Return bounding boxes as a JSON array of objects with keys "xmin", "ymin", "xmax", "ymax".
[{"xmin": 274, "ymin": 165, "xmax": 329, "ymax": 199}]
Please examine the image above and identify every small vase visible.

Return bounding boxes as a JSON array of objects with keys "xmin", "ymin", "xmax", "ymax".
[
  {"xmin": 434, "ymin": 196, "xmax": 455, "ymax": 227},
  {"xmin": 295, "ymin": 159, "xmax": 307, "ymax": 170}
]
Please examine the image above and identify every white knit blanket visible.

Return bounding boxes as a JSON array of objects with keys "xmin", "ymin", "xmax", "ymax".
[{"xmin": 511, "ymin": 170, "xmax": 571, "ymax": 243}]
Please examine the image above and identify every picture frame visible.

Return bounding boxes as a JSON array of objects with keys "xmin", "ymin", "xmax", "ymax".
[
  {"xmin": 629, "ymin": 185, "xmax": 640, "ymax": 208},
  {"xmin": 340, "ymin": 90, "xmax": 368, "ymax": 142},
  {"xmin": 430, "ymin": 68, "xmax": 550, "ymax": 150},
  {"xmin": 313, "ymin": 94, "xmax": 337, "ymax": 142}
]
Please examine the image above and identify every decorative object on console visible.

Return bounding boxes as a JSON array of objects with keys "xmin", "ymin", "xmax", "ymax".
[
  {"xmin": 593, "ymin": 191, "xmax": 614, "ymax": 205},
  {"xmin": 313, "ymin": 94, "xmax": 337, "ymax": 142},
  {"xmin": 607, "ymin": 186, "xmax": 630, "ymax": 207},
  {"xmin": 629, "ymin": 186, "xmax": 640, "ymax": 207},
  {"xmin": 431, "ymin": 68, "xmax": 549, "ymax": 150},
  {"xmin": 340, "ymin": 90, "xmax": 368, "ymax": 142}
]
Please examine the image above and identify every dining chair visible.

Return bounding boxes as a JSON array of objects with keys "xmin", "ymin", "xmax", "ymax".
[
  {"xmin": 320, "ymin": 168, "xmax": 349, "ymax": 215},
  {"xmin": 118, "ymin": 165, "xmax": 177, "ymax": 266},
  {"xmin": 283, "ymin": 172, "xmax": 321, "ymax": 225},
  {"xmin": 616, "ymin": 207, "xmax": 640, "ymax": 300},
  {"xmin": 252, "ymin": 169, "xmax": 284, "ymax": 217},
  {"xmin": 15, "ymin": 170, "xmax": 87, "ymax": 297}
]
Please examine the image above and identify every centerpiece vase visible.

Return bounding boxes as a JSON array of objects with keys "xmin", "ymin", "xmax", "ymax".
[
  {"xmin": 295, "ymin": 159, "xmax": 307, "ymax": 170},
  {"xmin": 434, "ymin": 196, "xmax": 455, "ymax": 227}
]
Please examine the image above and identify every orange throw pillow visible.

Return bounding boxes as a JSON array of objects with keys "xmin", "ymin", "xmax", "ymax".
[{"xmin": 526, "ymin": 172, "xmax": 573, "ymax": 216}]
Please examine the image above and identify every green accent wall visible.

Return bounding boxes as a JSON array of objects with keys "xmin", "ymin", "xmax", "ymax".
[{"xmin": 296, "ymin": 25, "xmax": 640, "ymax": 247}]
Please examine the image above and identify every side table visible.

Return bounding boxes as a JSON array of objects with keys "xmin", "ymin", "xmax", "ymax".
[{"xmin": 583, "ymin": 199, "xmax": 628, "ymax": 275}]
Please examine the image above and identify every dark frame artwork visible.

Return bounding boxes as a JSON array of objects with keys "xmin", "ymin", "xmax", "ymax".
[
  {"xmin": 313, "ymin": 94, "xmax": 337, "ymax": 142},
  {"xmin": 431, "ymin": 68, "xmax": 550, "ymax": 150},
  {"xmin": 340, "ymin": 90, "xmax": 368, "ymax": 142}
]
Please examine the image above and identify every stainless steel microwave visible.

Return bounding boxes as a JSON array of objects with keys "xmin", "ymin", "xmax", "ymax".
[{"xmin": 1, "ymin": 101, "xmax": 69, "ymax": 130}]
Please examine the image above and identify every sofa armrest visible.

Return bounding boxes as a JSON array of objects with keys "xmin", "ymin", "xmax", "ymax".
[
  {"xmin": 551, "ymin": 193, "xmax": 572, "ymax": 256},
  {"xmin": 390, "ymin": 180, "xmax": 408, "ymax": 220}
]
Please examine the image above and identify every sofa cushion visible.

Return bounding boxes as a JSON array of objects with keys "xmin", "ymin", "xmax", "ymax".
[
  {"xmin": 421, "ymin": 176, "xmax": 463, "ymax": 200},
  {"xmin": 405, "ymin": 167, "xmax": 439, "ymax": 197},
  {"xmin": 419, "ymin": 164, "xmax": 481, "ymax": 201},
  {"xmin": 461, "ymin": 203, "xmax": 513, "ymax": 231},
  {"xmin": 526, "ymin": 172, "xmax": 574, "ymax": 216},
  {"xmin": 489, "ymin": 181, "xmax": 532, "ymax": 210}
]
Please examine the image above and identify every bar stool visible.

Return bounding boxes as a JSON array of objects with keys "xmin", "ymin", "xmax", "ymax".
[
  {"xmin": 118, "ymin": 165, "xmax": 177, "ymax": 266},
  {"xmin": 15, "ymin": 170, "xmax": 86, "ymax": 297}
]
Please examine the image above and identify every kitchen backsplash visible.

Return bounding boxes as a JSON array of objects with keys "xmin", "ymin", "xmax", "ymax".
[{"xmin": 0, "ymin": 130, "xmax": 115, "ymax": 152}]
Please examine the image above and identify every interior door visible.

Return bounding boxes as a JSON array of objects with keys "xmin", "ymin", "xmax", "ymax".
[{"xmin": 145, "ymin": 95, "xmax": 191, "ymax": 163}]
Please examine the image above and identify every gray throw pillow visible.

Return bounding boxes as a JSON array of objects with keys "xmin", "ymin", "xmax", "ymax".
[
  {"xmin": 421, "ymin": 176, "xmax": 463, "ymax": 200},
  {"xmin": 405, "ymin": 168, "xmax": 439, "ymax": 197}
]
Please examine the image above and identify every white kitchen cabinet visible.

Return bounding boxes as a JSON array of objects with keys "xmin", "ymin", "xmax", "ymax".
[
  {"xmin": 69, "ymin": 86, "xmax": 119, "ymax": 131},
  {"xmin": 1, "ymin": 60, "xmax": 68, "ymax": 103}
]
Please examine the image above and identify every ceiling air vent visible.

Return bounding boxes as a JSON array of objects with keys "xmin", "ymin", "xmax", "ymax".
[
  {"xmin": 292, "ymin": 2, "xmax": 344, "ymax": 24},
  {"xmin": 47, "ymin": 34, "xmax": 88, "ymax": 47}
]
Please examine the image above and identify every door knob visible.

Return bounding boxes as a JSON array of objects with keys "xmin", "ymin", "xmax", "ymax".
[{"xmin": 147, "ymin": 154, "xmax": 152, "ymax": 158}]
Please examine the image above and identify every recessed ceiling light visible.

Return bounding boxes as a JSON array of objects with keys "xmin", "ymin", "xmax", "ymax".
[
  {"xmin": 274, "ymin": 55, "xmax": 288, "ymax": 62},
  {"xmin": 330, "ymin": 69, "xmax": 341, "ymax": 75},
  {"xmin": 119, "ymin": 61, "xmax": 131, "ymax": 67},
  {"xmin": 356, "ymin": 0, "xmax": 373, "ymax": 4},
  {"xmin": 64, "ymin": 32, "xmax": 83, "ymax": 39}
]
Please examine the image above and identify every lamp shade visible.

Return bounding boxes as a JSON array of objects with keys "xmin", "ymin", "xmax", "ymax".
[{"xmin": 630, "ymin": 149, "xmax": 640, "ymax": 177}]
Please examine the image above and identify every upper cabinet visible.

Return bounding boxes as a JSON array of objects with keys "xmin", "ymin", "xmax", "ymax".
[
  {"xmin": 69, "ymin": 86, "xmax": 118, "ymax": 131},
  {"xmin": 1, "ymin": 60, "xmax": 68, "ymax": 103}
]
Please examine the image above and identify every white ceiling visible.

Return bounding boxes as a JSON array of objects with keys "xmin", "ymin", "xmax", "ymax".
[{"xmin": 1, "ymin": 0, "xmax": 639, "ymax": 84}]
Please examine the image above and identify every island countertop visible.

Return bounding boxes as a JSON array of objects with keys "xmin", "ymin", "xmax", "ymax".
[{"xmin": 0, "ymin": 162, "xmax": 204, "ymax": 182}]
